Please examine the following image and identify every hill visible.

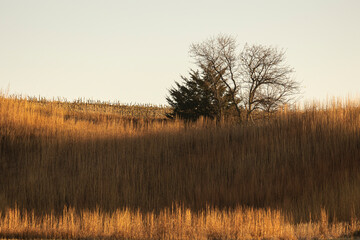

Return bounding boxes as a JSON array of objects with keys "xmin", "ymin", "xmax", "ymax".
[{"xmin": 1, "ymin": 95, "xmax": 360, "ymax": 239}]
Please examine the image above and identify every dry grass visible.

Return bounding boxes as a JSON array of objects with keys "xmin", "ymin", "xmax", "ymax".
[
  {"xmin": 0, "ymin": 206, "xmax": 359, "ymax": 239},
  {"xmin": 1, "ymin": 94, "xmax": 360, "ymax": 239}
]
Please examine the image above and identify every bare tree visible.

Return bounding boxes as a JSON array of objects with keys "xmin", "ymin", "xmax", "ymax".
[
  {"xmin": 168, "ymin": 35, "xmax": 301, "ymax": 122},
  {"xmin": 190, "ymin": 34, "xmax": 243, "ymax": 121},
  {"xmin": 240, "ymin": 44, "xmax": 300, "ymax": 120}
]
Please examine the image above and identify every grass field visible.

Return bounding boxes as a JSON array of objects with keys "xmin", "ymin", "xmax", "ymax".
[
  {"xmin": 0, "ymin": 206, "xmax": 359, "ymax": 239},
  {"xmin": 1, "ymin": 95, "xmax": 360, "ymax": 239}
]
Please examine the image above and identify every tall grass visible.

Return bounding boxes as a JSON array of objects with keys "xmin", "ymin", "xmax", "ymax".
[
  {"xmin": 1, "ymin": 205, "xmax": 359, "ymax": 240},
  {"xmin": 1, "ymin": 95, "xmax": 360, "ymax": 236}
]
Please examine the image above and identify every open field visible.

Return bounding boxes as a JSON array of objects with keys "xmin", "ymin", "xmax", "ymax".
[{"xmin": 1, "ymin": 95, "xmax": 360, "ymax": 239}]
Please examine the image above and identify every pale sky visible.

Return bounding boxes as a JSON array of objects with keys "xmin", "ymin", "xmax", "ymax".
[{"xmin": 1, "ymin": 0, "xmax": 359, "ymax": 105}]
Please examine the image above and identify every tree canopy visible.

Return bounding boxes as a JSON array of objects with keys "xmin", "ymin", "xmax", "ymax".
[
  {"xmin": 166, "ymin": 66, "xmax": 233, "ymax": 121},
  {"xmin": 167, "ymin": 34, "xmax": 301, "ymax": 122}
]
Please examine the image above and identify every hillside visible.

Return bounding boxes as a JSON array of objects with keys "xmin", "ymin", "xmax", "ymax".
[{"xmin": 1, "ymin": 95, "xmax": 360, "ymax": 239}]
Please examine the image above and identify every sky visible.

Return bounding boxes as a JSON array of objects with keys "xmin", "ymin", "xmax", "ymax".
[{"xmin": 0, "ymin": 0, "xmax": 359, "ymax": 105}]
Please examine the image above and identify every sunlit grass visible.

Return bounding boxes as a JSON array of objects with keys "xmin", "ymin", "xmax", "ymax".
[
  {"xmin": 1, "ymin": 206, "xmax": 359, "ymax": 239},
  {"xmin": 1, "ymin": 94, "xmax": 360, "ymax": 239}
]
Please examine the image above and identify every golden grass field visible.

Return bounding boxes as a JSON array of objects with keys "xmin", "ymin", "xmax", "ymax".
[
  {"xmin": 1, "ymin": 206, "xmax": 359, "ymax": 239},
  {"xmin": 1, "ymin": 95, "xmax": 360, "ymax": 239}
]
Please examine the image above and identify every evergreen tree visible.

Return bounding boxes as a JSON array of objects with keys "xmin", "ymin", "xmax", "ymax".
[
  {"xmin": 166, "ymin": 70, "xmax": 214, "ymax": 121},
  {"xmin": 166, "ymin": 67, "xmax": 233, "ymax": 121}
]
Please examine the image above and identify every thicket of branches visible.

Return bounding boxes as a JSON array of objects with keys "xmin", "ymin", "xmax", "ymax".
[{"xmin": 167, "ymin": 34, "xmax": 301, "ymax": 122}]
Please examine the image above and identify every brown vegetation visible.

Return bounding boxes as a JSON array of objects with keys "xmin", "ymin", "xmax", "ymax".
[
  {"xmin": 1, "ymin": 206, "xmax": 359, "ymax": 240},
  {"xmin": 1, "ymin": 95, "xmax": 360, "ymax": 239}
]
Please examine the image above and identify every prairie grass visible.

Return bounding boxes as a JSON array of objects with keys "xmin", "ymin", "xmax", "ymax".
[
  {"xmin": 1, "ymin": 95, "xmax": 360, "ymax": 239},
  {"xmin": 0, "ymin": 206, "xmax": 359, "ymax": 239}
]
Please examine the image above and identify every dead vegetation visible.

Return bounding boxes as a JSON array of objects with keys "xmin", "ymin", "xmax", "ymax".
[{"xmin": 0, "ymin": 95, "xmax": 360, "ymax": 239}]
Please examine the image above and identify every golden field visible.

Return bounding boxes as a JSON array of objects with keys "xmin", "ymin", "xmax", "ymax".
[
  {"xmin": 1, "ymin": 206, "xmax": 359, "ymax": 239},
  {"xmin": 1, "ymin": 95, "xmax": 360, "ymax": 239}
]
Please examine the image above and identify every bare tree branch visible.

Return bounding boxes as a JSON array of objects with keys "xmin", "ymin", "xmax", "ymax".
[
  {"xmin": 169, "ymin": 35, "xmax": 302, "ymax": 122},
  {"xmin": 240, "ymin": 44, "xmax": 301, "ymax": 120},
  {"xmin": 190, "ymin": 34, "xmax": 243, "ymax": 121}
]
